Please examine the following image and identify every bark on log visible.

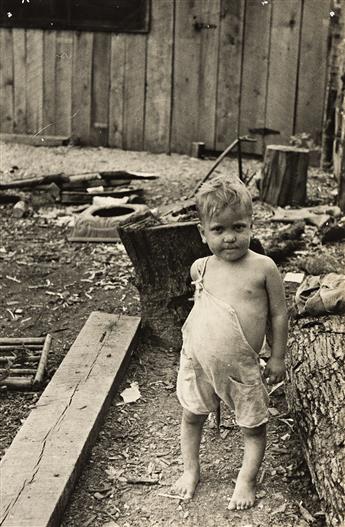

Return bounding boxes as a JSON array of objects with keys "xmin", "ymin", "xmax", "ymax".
[
  {"xmin": 260, "ymin": 145, "xmax": 309, "ymax": 206},
  {"xmin": 285, "ymin": 315, "xmax": 345, "ymax": 526}
]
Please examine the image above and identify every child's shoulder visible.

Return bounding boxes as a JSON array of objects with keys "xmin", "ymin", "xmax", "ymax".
[
  {"xmin": 190, "ymin": 256, "xmax": 209, "ymax": 280},
  {"xmin": 247, "ymin": 250, "xmax": 277, "ymax": 272}
]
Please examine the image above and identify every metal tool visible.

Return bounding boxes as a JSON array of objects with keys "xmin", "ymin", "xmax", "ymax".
[{"xmin": 188, "ymin": 135, "xmax": 256, "ymax": 198}]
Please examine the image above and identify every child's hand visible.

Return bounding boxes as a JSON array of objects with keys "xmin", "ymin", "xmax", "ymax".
[{"xmin": 264, "ymin": 357, "xmax": 286, "ymax": 384}]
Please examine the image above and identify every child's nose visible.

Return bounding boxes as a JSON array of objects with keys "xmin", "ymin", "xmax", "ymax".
[{"xmin": 224, "ymin": 232, "xmax": 236, "ymax": 242}]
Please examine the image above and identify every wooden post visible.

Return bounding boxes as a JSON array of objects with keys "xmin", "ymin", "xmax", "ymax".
[
  {"xmin": 285, "ymin": 316, "xmax": 345, "ymax": 527},
  {"xmin": 334, "ymin": 43, "xmax": 345, "ymax": 212},
  {"xmin": 260, "ymin": 145, "xmax": 309, "ymax": 206}
]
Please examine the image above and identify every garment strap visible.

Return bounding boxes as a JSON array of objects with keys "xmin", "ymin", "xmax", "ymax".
[{"xmin": 197, "ymin": 256, "xmax": 209, "ymax": 280}]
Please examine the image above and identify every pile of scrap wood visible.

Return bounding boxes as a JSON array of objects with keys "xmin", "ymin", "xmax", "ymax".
[
  {"xmin": 0, "ymin": 170, "xmax": 157, "ymax": 212},
  {"xmin": 0, "ymin": 335, "xmax": 52, "ymax": 390}
]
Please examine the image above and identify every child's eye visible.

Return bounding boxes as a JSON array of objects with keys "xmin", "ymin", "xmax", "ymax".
[
  {"xmin": 235, "ymin": 225, "xmax": 245, "ymax": 232},
  {"xmin": 211, "ymin": 226, "xmax": 223, "ymax": 233}
]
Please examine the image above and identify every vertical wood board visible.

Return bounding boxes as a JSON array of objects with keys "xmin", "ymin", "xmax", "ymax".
[
  {"xmin": 12, "ymin": 29, "xmax": 26, "ymax": 134},
  {"xmin": 295, "ymin": 0, "xmax": 330, "ymax": 143},
  {"xmin": 123, "ymin": 34, "xmax": 146, "ymax": 151},
  {"xmin": 108, "ymin": 34, "xmax": 126, "ymax": 148},
  {"xmin": 42, "ymin": 31, "xmax": 56, "ymax": 136},
  {"xmin": 239, "ymin": 0, "xmax": 272, "ymax": 155},
  {"xmin": 265, "ymin": 0, "xmax": 302, "ymax": 146},
  {"xmin": 144, "ymin": 0, "xmax": 174, "ymax": 153},
  {"xmin": 171, "ymin": 0, "xmax": 202, "ymax": 153},
  {"xmin": 71, "ymin": 32, "xmax": 93, "ymax": 144},
  {"xmin": 25, "ymin": 30, "xmax": 44, "ymax": 134},
  {"xmin": 197, "ymin": 0, "xmax": 221, "ymax": 150},
  {"xmin": 215, "ymin": 0, "xmax": 245, "ymax": 151},
  {"xmin": 90, "ymin": 32, "xmax": 111, "ymax": 146},
  {"xmin": 0, "ymin": 29, "xmax": 14, "ymax": 133},
  {"xmin": 55, "ymin": 31, "xmax": 73, "ymax": 136},
  {"xmin": 0, "ymin": 312, "xmax": 141, "ymax": 527}
]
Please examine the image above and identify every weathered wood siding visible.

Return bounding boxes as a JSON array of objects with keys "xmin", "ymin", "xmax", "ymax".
[{"xmin": 0, "ymin": 0, "xmax": 330, "ymax": 155}]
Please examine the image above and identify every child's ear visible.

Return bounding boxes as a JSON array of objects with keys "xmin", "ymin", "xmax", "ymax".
[{"xmin": 197, "ymin": 223, "xmax": 207, "ymax": 244}]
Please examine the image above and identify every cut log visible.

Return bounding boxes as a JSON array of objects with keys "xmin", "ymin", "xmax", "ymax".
[
  {"xmin": 260, "ymin": 145, "xmax": 309, "ymax": 206},
  {"xmin": 285, "ymin": 315, "xmax": 345, "ymax": 527}
]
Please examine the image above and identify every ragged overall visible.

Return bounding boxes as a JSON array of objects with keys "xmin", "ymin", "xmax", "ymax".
[{"xmin": 176, "ymin": 257, "xmax": 269, "ymax": 428}]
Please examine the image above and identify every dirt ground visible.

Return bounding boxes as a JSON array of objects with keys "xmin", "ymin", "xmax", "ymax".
[{"xmin": 0, "ymin": 142, "xmax": 343, "ymax": 527}]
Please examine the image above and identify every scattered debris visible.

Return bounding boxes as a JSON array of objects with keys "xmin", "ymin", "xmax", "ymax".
[
  {"xmin": 0, "ymin": 335, "xmax": 52, "ymax": 390},
  {"xmin": 298, "ymin": 502, "xmax": 316, "ymax": 523},
  {"xmin": 0, "ymin": 170, "xmax": 158, "ymax": 208},
  {"xmin": 321, "ymin": 221, "xmax": 345, "ymax": 243},
  {"xmin": 295, "ymin": 273, "xmax": 345, "ymax": 315},
  {"xmin": 284, "ymin": 272, "xmax": 305, "ymax": 284},
  {"xmin": 300, "ymin": 254, "xmax": 341, "ymax": 275},
  {"xmin": 125, "ymin": 477, "xmax": 158, "ymax": 485},
  {"xmin": 271, "ymin": 205, "xmax": 341, "ymax": 228},
  {"xmin": 157, "ymin": 493, "xmax": 187, "ymax": 501},
  {"xmin": 119, "ymin": 382, "xmax": 141, "ymax": 404}
]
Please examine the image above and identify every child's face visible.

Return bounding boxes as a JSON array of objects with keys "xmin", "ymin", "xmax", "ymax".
[{"xmin": 198, "ymin": 205, "xmax": 252, "ymax": 262}]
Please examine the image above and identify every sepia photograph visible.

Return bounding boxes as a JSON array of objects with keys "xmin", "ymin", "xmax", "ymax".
[{"xmin": 0, "ymin": 1, "xmax": 344, "ymax": 526}]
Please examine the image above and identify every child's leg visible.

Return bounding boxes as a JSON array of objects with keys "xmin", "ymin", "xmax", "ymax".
[
  {"xmin": 173, "ymin": 408, "xmax": 207, "ymax": 499},
  {"xmin": 228, "ymin": 423, "xmax": 266, "ymax": 510}
]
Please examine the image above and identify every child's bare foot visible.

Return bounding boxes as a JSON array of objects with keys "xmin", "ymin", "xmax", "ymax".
[
  {"xmin": 228, "ymin": 475, "xmax": 256, "ymax": 510},
  {"xmin": 172, "ymin": 469, "xmax": 200, "ymax": 499}
]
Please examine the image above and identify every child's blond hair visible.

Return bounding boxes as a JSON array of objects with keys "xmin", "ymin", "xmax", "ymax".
[{"xmin": 195, "ymin": 175, "xmax": 253, "ymax": 222}]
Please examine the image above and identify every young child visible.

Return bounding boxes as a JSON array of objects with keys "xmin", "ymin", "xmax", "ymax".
[{"xmin": 173, "ymin": 175, "xmax": 288, "ymax": 510}]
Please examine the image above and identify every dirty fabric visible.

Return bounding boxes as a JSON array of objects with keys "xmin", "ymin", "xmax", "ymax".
[
  {"xmin": 295, "ymin": 273, "xmax": 345, "ymax": 315},
  {"xmin": 176, "ymin": 257, "xmax": 269, "ymax": 428}
]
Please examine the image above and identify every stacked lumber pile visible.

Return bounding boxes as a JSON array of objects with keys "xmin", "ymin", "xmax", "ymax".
[{"xmin": 0, "ymin": 170, "xmax": 157, "ymax": 209}]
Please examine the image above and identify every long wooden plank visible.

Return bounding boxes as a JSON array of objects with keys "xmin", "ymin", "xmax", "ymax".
[
  {"xmin": 197, "ymin": 0, "xmax": 221, "ymax": 150},
  {"xmin": 0, "ymin": 312, "xmax": 141, "ymax": 527},
  {"xmin": 123, "ymin": 34, "xmax": 146, "ymax": 150},
  {"xmin": 144, "ymin": 0, "xmax": 174, "ymax": 153},
  {"xmin": 26, "ymin": 29, "xmax": 44, "ymax": 135},
  {"xmin": 108, "ymin": 34, "xmax": 126, "ymax": 148},
  {"xmin": 42, "ymin": 31, "xmax": 57, "ymax": 136},
  {"xmin": 0, "ymin": 29, "xmax": 14, "ymax": 133},
  {"xmin": 71, "ymin": 32, "xmax": 93, "ymax": 144},
  {"xmin": 12, "ymin": 29, "xmax": 27, "ymax": 134},
  {"xmin": 171, "ymin": 0, "xmax": 201, "ymax": 154},
  {"xmin": 0, "ymin": 133, "xmax": 69, "ymax": 146},
  {"xmin": 294, "ymin": 0, "xmax": 330, "ymax": 143},
  {"xmin": 239, "ymin": 0, "xmax": 272, "ymax": 155},
  {"xmin": 55, "ymin": 31, "xmax": 73, "ymax": 136},
  {"xmin": 90, "ymin": 32, "xmax": 111, "ymax": 146},
  {"xmin": 215, "ymin": 0, "xmax": 245, "ymax": 151},
  {"xmin": 265, "ymin": 0, "xmax": 302, "ymax": 146}
]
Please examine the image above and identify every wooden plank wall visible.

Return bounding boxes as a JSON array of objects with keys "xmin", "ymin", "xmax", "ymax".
[{"xmin": 0, "ymin": 0, "xmax": 331, "ymax": 156}]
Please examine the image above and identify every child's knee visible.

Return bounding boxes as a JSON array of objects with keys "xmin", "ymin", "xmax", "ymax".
[
  {"xmin": 182, "ymin": 408, "xmax": 208, "ymax": 425},
  {"xmin": 241, "ymin": 423, "xmax": 266, "ymax": 437}
]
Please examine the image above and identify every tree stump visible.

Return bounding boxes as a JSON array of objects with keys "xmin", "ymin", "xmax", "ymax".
[
  {"xmin": 285, "ymin": 315, "xmax": 345, "ymax": 526},
  {"xmin": 260, "ymin": 145, "xmax": 309, "ymax": 206},
  {"xmin": 118, "ymin": 220, "xmax": 210, "ymax": 349}
]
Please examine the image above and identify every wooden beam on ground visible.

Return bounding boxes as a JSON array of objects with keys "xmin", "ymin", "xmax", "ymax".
[
  {"xmin": 0, "ymin": 311, "xmax": 141, "ymax": 527},
  {"xmin": 0, "ymin": 133, "xmax": 70, "ymax": 147}
]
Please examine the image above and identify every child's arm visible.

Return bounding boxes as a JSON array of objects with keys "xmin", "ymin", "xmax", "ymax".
[
  {"xmin": 263, "ymin": 258, "xmax": 288, "ymax": 384},
  {"xmin": 190, "ymin": 261, "xmax": 198, "ymax": 281}
]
